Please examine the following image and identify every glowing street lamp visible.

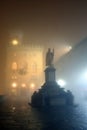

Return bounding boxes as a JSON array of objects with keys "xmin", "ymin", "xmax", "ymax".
[
  {"xmin": 80, "ymin": 70, "xmax": 87, "ymax": 85},
  {"xmin": 65, "ymin": 45, "xmax": 72, "ymax": 53},
  {"xmin": 12, "ymin": 39, "xmax": 18, "ymax": 45},
  {"xmin": 12, "ymin": 82, "xmax": 17, "ymax": 88},
  {"xmin": 57, "ymin": 79, "xmax": 66, "ymax": 87},
  {"xmin": 30, "ymin": 83, "xmax": 35, "ymax": 89},
  {"xmin": 68, "ymin": 46, "xmax": 72, "ymax": 51}
]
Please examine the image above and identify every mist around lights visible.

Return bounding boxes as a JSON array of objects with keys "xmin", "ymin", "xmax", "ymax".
[
  {"xmin": 83, "ymin": 71, "xmax": 87, "ymax": 80},
  {"xmin": 12, "ymin": 39, "xmax": 18, "ymax": 45},
  {"xmin": 57, "ymin": 79, "xmax": 66, "ymax": 87},
  {"xmin": 12, "ymin": 82, "xmax": 17, "ymax": 88},
  {"xmin": 30, "ymin": 83, "xmax": 35, "ymax": 89},
  {"xmin": 79, "ymin": 70, "xmax": 87, "ymax": 86}
]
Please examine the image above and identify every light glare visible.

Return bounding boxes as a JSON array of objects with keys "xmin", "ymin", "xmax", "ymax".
[
  {"xmin": 21, "ymin": 83, "xmax": 26, "ymax": 88},
  {"xmin": 12, "ymin": 40, "xmax": 18, "ymax": 45},
  {"xmin": 12, "ymin": 82, "xmax": 17, "ymax": 88},
  {"xmin": 57, "ymin": 79, "xmax": 66, "ymax": 87},
  {"xmin": 30, "ymin": 83, "xmax": 35, "ymax": 89},
  {"xmin": 83, "ymin": 72, "xmax": 87, "ymax": 80}
]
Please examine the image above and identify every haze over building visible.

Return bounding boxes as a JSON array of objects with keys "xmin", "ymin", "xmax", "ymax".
[
  {"xmin": 1, "ymin": 0, "xmax": 87, "ymax": 99},
  {"xmin": 5, "ymin": 33, "xmax": 45, "ymax": 100}
]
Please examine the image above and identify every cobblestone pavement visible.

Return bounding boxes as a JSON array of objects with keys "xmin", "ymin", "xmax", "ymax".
[{"xmin": 1, "ymin": 99, "xmax": 87, "ymax": 130}]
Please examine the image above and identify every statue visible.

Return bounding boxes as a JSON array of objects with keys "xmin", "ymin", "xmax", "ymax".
[{"xmin": 46, "ymin": 48, "xmax": 54, "ymax": 66}]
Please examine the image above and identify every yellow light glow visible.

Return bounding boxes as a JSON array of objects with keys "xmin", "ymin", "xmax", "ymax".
[
  {"xmin": 66, "ymin": 46, "xmax": 72, "ymax": 52},
  {"xmin": 12, "ymin": 40, "xmax": 18, "ymax": 45},
  {"xmin": 12, "ymin": 82, "xmax": 17, "ymax": 88},
  {"xmin": 12, "ymin": 107, "xmax": 16, "ymax": 111},
  {"xmin": 21, "ymin": 83, "xmax": 26, "ymax": 88},
  {"xmin": 12, "ymin": 62, "xmax": 17, "ymax": 70},
  {"xmin": 30, "ymin": 83, "xmax": 35, "ymax": 89}
]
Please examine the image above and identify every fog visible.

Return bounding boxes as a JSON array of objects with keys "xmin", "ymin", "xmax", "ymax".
[
  {"xmin": 1, "ymin": 1, "xmax": 87, "ymax": 104},
  {"xmin": 55, "ymin": 37, "xmax": 87, "ymax": 104}
]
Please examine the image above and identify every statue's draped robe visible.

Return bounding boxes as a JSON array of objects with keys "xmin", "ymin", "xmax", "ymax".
[{"xmin": 46, "ymin": 48, "xmax": 54, "ymax": 66}]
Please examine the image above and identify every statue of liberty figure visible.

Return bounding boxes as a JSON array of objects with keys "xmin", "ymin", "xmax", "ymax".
[{"xmin": 46, "ymin": 48, "xmax": 54, "ymax": 67}]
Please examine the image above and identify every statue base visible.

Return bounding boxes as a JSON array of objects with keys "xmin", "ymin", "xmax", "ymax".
[
  {"xmin": 29, "ymin": 59, "xmax": 74, "ymax": 107},
  {"xmin": 44, "ymin": 66, "xmax": 56, "ymax": 82}
]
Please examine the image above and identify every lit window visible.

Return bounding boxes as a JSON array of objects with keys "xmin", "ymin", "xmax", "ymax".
[{"xmin": 11, "ymin": 76, "xmax": 17, "ymax": 79}]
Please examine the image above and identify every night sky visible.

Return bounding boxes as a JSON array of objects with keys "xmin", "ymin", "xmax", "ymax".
[{"xmin": 1, "ymin": 0, "xmax": 87, "ymax": 45}]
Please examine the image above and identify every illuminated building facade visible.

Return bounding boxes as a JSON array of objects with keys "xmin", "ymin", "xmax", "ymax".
[{"xmin": 6, "ymin": 41, "xmax": 45, "ymax": 99}]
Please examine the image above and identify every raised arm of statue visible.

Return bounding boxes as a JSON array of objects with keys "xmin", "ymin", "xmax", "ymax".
[{"xmin": 46, "ymin": 48, "xmax": 54, "ymax": 66}]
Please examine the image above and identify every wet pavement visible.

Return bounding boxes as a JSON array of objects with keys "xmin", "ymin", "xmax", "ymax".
[{"xmin": 1, "ymin": 98, "xmax": 87, "ymax": 130}]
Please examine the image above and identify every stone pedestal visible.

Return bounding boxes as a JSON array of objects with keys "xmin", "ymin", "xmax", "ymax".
[{"xmin": 44, "ymin": 66, "xmax": 56, "ymax": 82}]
